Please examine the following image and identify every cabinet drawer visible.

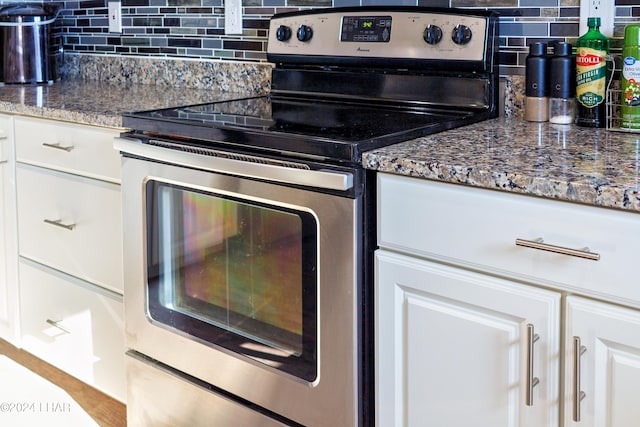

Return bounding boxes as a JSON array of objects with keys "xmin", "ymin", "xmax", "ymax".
[
  {"xmin": 378, "ymin": 174, "xmax": 640, "ymax": 307},
  {"xmin": 14, "ymin": 117, "xmax": 120, "ymax": 182},
  {"xmin": 17, "ymin": 163, "xmax": 123, "ymax": 293},
  {"xmin": 19, "ymin": 259, "xmax": 125, "ymax": 402}
]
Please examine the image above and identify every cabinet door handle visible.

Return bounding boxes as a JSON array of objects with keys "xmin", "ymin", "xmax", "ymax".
[
  {"xmin": 46, "ymin": 319, "xmax": 71, "ymax": 334},
  {"xmin": 573, "ymin": 336, "xmax": 587, "ymax": 422},
  {"xmin": 515, "ymin": 237, "xmax": 600, "ymax": 261},
  {"xmin": 42, "ymin": 142, "xmax": 74, "ymax": 152},
  {"xmin": 526, "ymin": 323, "xmax": 540, "ymax": 406},
  {"xmin": 44, "ymin": 218, "xmax": 76, "ymax": 231}
]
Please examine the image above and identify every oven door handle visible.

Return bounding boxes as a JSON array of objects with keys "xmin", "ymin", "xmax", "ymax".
[{"xmin": 114, "ymin": 137, "xmax": 354, "ymax": 191}]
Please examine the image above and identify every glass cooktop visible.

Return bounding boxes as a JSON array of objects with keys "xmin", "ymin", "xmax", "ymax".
[{"xmin": 123, "ymin": 95, "xmax": 482, "ymax": 163}]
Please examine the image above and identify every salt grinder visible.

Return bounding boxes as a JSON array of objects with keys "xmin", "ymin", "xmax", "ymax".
[{"xmin": 549, "ymin": 42, "xmax": 576, "ymax": 124}]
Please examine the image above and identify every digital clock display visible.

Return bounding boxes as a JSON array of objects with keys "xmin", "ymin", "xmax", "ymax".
[
  {"xmin": 340, "ymin": 15, "xmax": 392, "ymax": 43},
  {"xmin": 361, "ymin": 20, "xmax": 374, "ymax": 29}
]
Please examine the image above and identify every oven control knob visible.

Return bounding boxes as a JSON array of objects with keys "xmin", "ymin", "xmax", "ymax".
[
  {"xmin": 276, "ymin": 25, "xmax": 292, "ymax": 41},
  {"xmin": 451, "ymin": 24, "xmax": 472, "ymax": 45},
  {"xmin": 296, "ymin": 25, "xmax": 313, "ymax": 42},
  {"xmin": 423, "ymin": 25, "xmax": 443, "ymax": 44}
]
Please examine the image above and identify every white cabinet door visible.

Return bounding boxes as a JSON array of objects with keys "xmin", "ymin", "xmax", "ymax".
[
  {"xmin": 376, "ymin": 250, "xmax": 561, "ymax": 427},
  {"xmin": 0, "ymin": 125, "xmax": 8, "ymax": 336},
  {"xmin": 564, "ymin": 296, "xmax": 640, "ymax": 427},
  {"xmin": 0, "ymin": 114, "xmax": 18, "ymax": 344}
]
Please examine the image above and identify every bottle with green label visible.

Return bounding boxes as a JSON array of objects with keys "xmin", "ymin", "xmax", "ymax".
[
  {"xmin": 621, "ymin": 25, "xmax": 640, "ymax": 129},
  {"xmin": 575, "ymin": 17, "xmax": 610, "ymax": 128}
]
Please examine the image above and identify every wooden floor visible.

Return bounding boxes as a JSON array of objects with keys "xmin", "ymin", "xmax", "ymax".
[{"xmin": 0, "ymin": 338, "xmax": 126, "ymax": 427}]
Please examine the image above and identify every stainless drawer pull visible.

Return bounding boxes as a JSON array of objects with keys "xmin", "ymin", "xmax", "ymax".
[
  {"xmin": 526, "ymin": 323, "xmax": 540, "ymax": 406},
  {"xmin": 515, "ymin": 237, "xmax": 600, "ymax": 261},
  {"xmin": 42, "ymin": 142, "xmax": 74, "ymax": 152},
  {"xmin": 44, "ymin": 218, "xmax": 76, "ymax": 231},
  {"xmin": 573, "ymin": 336, "xmax": 587, "ymax": 422},
  {"xmin": 46, "ymin": 319, "xmax": 71, "ymax": 334}
]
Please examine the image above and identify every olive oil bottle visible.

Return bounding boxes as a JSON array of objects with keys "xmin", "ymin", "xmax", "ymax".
[
  {"xmin": 575, "ymin": 17, "xmax": 610, "ymax": 127},
  {"xmin": 621, "ymin": 25, "xmax": 640, "ymax": 129}
]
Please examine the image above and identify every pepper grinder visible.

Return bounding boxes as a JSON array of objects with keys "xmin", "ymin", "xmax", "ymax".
[
  {"xmin": 549, "ymin": 42, "xmax": 576, "ymax": 124},
  {"xmin": 525, "ymin": 42, "xmax": 549, "ymax": 122}
]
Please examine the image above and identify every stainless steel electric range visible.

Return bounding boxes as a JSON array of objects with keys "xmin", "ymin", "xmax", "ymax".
[{"xmin": 116, "ymin": 6, "xmax": 499, "ymax": 427}]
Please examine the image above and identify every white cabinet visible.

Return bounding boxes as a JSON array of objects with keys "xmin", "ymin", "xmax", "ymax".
[
  {"xmin": 376, "ymin": 251, "xmax": 560, "ymax": 427},
  {"xmin": 14, "ymin": 116, "xmax": 121, "ymax": 183},
  {"xmin": 14, "ymin": 117, "xmax": 125, "ymax": 402},
  {"xmin": 376, "ymin": 173, "xmax": 640, "ymax": 427},
  {"xmin": 16, "ymin": 163, "xmax": 123, "ymax": 293},
  {"xmin": 377, "ymin": 173, "xmax": 640, "ymax": 308},
  {"xmin": 19, "ymin": 259, "xmax": 125, "ymax": 401},
  {"xmin": 564, "ymin": 296, "xmax": 640, "ymax": 427},
  {"xmin": 0, "ymin": 114, "xmax": 18, "ymax": 344}
]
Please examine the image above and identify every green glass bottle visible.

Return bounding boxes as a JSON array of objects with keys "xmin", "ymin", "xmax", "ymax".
[{"xmin": 575, "ymin": 17, "xmax": 610, "ymax": 128}]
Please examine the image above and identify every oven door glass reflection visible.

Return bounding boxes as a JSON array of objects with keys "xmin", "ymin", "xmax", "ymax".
[{"xmin": 145, "ymin": 180, "xmax": 318, "ymax": 382}]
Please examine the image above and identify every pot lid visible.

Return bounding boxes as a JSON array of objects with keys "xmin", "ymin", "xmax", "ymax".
[{"xmin": 0, "ymin": 2, "xmax": 60, "ymax": 22}]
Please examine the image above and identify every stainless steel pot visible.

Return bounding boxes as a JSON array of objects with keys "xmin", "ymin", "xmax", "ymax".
[{"xmin": 0, "ymin": 3, "xmax": 61, "ymax": 84}]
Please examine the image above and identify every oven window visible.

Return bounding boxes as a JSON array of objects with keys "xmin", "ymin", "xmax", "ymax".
[{"xmin": 145, "ymin": 180, "xmax": 318, "ymax": 381}]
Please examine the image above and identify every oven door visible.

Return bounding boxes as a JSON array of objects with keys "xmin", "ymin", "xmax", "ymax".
[{"xmin": 116, "ymin": 137, "xmax": 362, "ymax": 426}]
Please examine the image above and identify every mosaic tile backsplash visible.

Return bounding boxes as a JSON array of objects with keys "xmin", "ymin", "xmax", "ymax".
[{"xmin": 46, "ymin": 0, "xmax": 640, "ymax": 77}]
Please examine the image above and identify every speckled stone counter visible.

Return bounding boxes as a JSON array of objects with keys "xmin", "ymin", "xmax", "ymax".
[
  {"xmin": 362, "ymin": 117, "xmax": 640, "ymax": 213},
  {"xmin": 7, "ymin": 72, "xmax": 639, "ymax": 214},
  {"xmin": 0, "ymin": 79, "xmax": 263, "ymax": 129}
]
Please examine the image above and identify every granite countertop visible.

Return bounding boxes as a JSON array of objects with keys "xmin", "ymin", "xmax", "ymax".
[
  {"xmin": 0, "ymin": 79, "xmax": 257, "ymax": 128},
  {"xmin": 3, "ymin": 79, "xmax": 640, "ymax": 214},
  {"xmin": 363, "ymin": 117, "xmax": 640, "ymax": 213}
]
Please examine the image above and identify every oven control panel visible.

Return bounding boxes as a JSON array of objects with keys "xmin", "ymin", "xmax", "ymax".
[{"xmin": 267, "ymin": 7, "xmax": 493, "ymax": 63}]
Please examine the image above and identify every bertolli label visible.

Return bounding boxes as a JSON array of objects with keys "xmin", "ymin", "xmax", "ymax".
[{"xmin": 576, "ymin": 47, "xmax": 607, "ymax": 108}]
